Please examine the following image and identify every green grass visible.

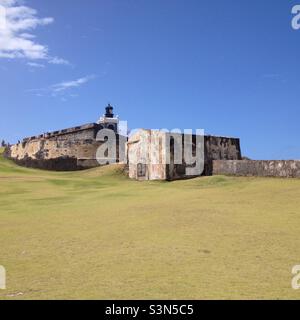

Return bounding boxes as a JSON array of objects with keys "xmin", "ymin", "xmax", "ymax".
[{"xmin": 0, "ymin": 150, "xmax": 300, "ymax": 300}]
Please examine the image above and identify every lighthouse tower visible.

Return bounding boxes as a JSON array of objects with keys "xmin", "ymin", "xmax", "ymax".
[{"xmin": 97, "ymin": 104, "xmax": 119, "ymax": 133}]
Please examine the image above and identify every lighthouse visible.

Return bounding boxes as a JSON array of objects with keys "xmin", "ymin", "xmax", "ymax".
[{"xmin": 97, "ymin": 104, "xmax": 119, "ymax": 133}]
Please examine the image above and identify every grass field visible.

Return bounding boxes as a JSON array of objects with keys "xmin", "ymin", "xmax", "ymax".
[{"xmin": 0, "ymin": 148, "xmax": 300, "ymax": 300}]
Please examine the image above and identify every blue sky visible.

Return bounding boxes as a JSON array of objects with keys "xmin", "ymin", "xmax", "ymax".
[{"xmin": 0, "ymin": 0, "xmax": 299, "ymax": 160}]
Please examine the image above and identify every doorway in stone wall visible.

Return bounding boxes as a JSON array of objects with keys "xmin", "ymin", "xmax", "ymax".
[{"xmin": 137, "ymin": 163, "xmax": 147, "ymax": 178}]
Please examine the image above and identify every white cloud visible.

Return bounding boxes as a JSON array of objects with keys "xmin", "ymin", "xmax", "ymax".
[
  {"xmin": 27, "ymin": 75, "xmax": 96, "ymax": 97},
  {"xmin": 48, "ymin": 56, "xmax": 70, "ymax": 65},
  {"xmin": 0, "ymin": 0, "xmax": 69, "ymax": 64},
  {"xmin": 0, "ymin": 0, "xmax": 16, "ymax": 6},
  {"xmin": 27, "ymin": 61, "xmax": 45, "ymax": 68},
  {"xmin": 51, "ymin": 75, "xmax": 95, "ymax": 93},
  {"xmin": 19, "ymin": 32, "xmax": 36, "ymax": 39}
]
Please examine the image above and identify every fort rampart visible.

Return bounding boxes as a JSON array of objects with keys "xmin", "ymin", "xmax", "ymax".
[
  {"xmin": 213, "ymin": 160, "xmax": 300, "ymax": 178},
  {"xmin": 5, "ymin": 123, "xmax": 125, "ymax": 171}
]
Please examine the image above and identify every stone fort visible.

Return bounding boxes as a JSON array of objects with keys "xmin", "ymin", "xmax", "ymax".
[
  {"xmin": 6, "ymin": 105, "xmax": 126, "ymax": 171},
  {"xmin": 5, "ymin": 105, "xmax": 300, "ymax": 179}
]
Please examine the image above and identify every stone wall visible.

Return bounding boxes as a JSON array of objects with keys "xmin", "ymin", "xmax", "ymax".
[
  {"xmin": 128, "ymin": 129, "xmax": 242, "ymax": 181},
  {"xmin": 5, "ymin": 123, "xmax": 126, "ymax": 171},
  {"xmin": 213, "ymin": 160, "xmax": 300, "ymax": 178},
  {"xmin": 7, "ymin": 139, "xmax": 105, "ymax": 171},
  {"xmin": 128, "ymin": 130, "xmax": 167, "ymax": 180},
  {"xmin": 205, "ymin": 136, "xmax": 241, "ymax": 161},
  {"xmin": 21, "ymin": 123, "xmax": 99, "ymax": 142}
]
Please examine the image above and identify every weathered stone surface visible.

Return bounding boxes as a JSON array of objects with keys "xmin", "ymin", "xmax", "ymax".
[
  {"xmin": 128, "ymin": 129, "xmax": 242, "ymax": 181},
  {"xmin": 12, "ymin": 156, "xmax": 80, "ymax": 171},
  {"xmin": 213, "ymin": 160, "xmax": 300, "ymax": 178},
  {"xmin": 5, "ymin": 123, "xmax": 126, "ymax": 171}
]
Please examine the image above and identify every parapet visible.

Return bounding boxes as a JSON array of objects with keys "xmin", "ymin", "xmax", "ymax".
[
  {"xmin": 213, "ymin": 160, "xmax": 300, "ymax": 178},
  {"xmin": 22, "ymin": 123, "xmax": 100, "ymax": 142}
]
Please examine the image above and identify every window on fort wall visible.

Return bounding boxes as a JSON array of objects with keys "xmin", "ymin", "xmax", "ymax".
[
  {"xmin": 175, "ymin": 164, "xmax": 186, "ymax": 175},
  {"xmin": 137, "ymin": 163, "xmax": 146, "ymax": 177}
]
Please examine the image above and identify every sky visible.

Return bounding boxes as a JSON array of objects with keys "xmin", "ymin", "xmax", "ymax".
[{"xmin": 0, "ymin": 0, "xmax": 299, "ymax": 160}]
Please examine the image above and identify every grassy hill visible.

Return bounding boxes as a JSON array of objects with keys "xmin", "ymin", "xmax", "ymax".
[{"xmin": 0, "ymin": 150, "xmax": 300, "ymax": 299}]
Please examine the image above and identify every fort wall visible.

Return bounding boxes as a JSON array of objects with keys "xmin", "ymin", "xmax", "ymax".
[
  {"xmin": 5, "ymin": 123, "xmax": 125, "ymax": 171},
  {"xmin": 128, "ymin": 129, "xmax": 242, "ymax": 180},
  {"xmin": 213, "ymin": 160, "xmax": 300, "ymax": 178}
]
